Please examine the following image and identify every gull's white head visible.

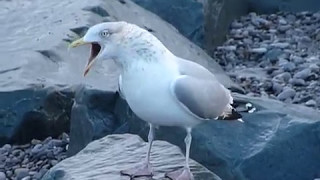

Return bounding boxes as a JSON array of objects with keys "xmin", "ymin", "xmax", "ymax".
[{"xmin": 69, "ymin": 21, "xmax": 169, "ymax": 76}]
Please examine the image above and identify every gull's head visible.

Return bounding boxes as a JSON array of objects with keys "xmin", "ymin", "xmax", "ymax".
[{"xmin": 69, "ymin": 21, "xmax": 168, "ymax": 76}]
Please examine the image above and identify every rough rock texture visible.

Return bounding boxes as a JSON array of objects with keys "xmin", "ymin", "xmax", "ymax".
[
  {"xmin": 214, "ymin": 11, "xmax": 320, "ymax": 109},
  {"xmin": 203, "ymin": 0, "xmax": 249, "ymax": 54},
  {"xmin": 42, "ymin": 134, "xmax": 221, "ymax": 180},
  {"xmin": 249, "ymin": 0, "xmax": 320, "ymax": 13},
  {"xmin": 113, "ymin": 94, "xmax": 320, "ymax": 180},
  {"xmin": 0, "ymin": 133, "xmax": 69, "ymax": 180},
  {"xmin": 0, "ymin": 0, "xmax": 237, "ymax": 146},
  {"xmin": 132, "ymin": 0, "xmax": 205, "ymax": 47}
]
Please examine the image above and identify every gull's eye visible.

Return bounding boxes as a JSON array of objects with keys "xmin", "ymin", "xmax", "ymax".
[{"xmin": 100, "ymin": 30, "xmax": 110, "ymax": 38}]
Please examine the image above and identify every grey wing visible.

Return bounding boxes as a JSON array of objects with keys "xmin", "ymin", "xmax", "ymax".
[
  {"xmin": 172, "ymin": 58, "xmax": 233, "ymax": 120},
  {"xmin": 118, "ymin": 75, "xmax": 126, "ymax": 99}
]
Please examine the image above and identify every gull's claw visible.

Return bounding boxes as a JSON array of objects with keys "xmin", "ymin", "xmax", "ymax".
[
  {"xmin": 165, "ymin": 167, "xmax": 194, "ymax": 180},
  {"xmin": 120, "ymin": 163, "xmax": 153, "ymax": 178}
]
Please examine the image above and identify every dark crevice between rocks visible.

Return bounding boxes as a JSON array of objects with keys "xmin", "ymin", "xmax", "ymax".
[
  {"xmin": 0, "ymin": 67, "xmax": 21, "ymax": 74},
  {"xmin": 143, "ymin": 25, "xmax": 155, "ymax": 32},
  {"xmin": 8, "ymin": 91, "xmax": 74, "ymax": 145},
  {"xmin": 69, "ymin": 26, "xmax": 89, "ymax": 37},
  {"xmin": 36, "ymin": 50, "xmax": 62, "ymax": 63},
  {"xmin": 83, "ymin": 6, "xmax": 109, "ymax": 17},
  {"xmin": 118, "ymin": 0, "xmax": 126, "ymax": 4}
]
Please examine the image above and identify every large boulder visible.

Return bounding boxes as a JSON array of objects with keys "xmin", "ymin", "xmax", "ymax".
[
  {"xmin": 0, "ymin": 0, "xmax": 237, "ymax": 146},
  {"xmin": 113, "ymin": 94, "xmax": 320, "ymax": 180},
  {"xmin": 42, "ymin": 134, "xmax": 221, "ymax": 180},
  {"xmin": 132, "ymin": 0, "xmax": 205, "ymax": 47}
]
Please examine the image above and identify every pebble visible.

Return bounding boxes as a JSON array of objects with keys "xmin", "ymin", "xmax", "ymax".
[
  {"xmin": 305, "ymin": 100, "xmax": 317, "ymax": 107},
  {"xmin": 272, "ymin": 82, "xmax": 283, "ymax": 95},
  {"xmin": 277, "ymin": 87, "xmax": 296, "ymax": 100},
  {"xmin": 14, "ymin": 168, "xmax": 29, "ymax": 180},
  {"xmin": 215, "ymin": 11, "xmax": 320, "ymax": 109},
  {"xmin": 289, "ymin": 78, "xmax": 306, "ymax": 86},
  {"xmin": 249, "ymin": 47, "xmax": 267, "ymax": 54},
  {"xmin": 293, "ymin": 69, "xmax": 311, "ymax": 80},
  {"xmin": 0, "ymin": 134, "xmax": 68, "ymax": 180},
  {"xmin": 0, "ymin": 172, "xmax": 5, "ymax": 180}
]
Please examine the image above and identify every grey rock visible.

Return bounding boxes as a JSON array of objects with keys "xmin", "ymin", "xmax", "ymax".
[
  {"xmin": 305, "ymin": 100, "xmax": 317, "ymax": 107},
  {"xmin": 278, "ymin": 25, "xmax": 291, "ymax": 33},
  {"xmin": 291, "ymin": 55, "xmax": 305, "ymax": 64},
  {"xmin": 31, "ymin": 139, "xmax": 41, "ymax": 145},
  {"xmin": 270, "ymin": 42, "xmax": 290, "ymax": 49},
  {"xmin": 43, "ymin": 134, "xmax": 220, "ymax": 180},
  {"xmin": 0, "ymin": 172, "xmax": 5, "ymax": 180},
  {"xmin": 21, "ymin": 176, "xmax": 31, "ymax": 180},
  {"xmin": 293, "ymin": 69, "xmax": 312, "ymax": 80},
  {"xmin": 272, "ymin": 82, "xmax": 283, "ymax": 95},
  {"xmin": 5, "ymin": 171, "xmax": 12, "ymax": 177},
  {"xmin": 309, "ymin": 64, "xmax": 319, "ymax": 72},
  {"xmin": 263, "ymin": 48, "xmax": 283, "ymax": 63},
  {"xmin": 279, "ymin": 59, "xmax": 296, "ymax": 72},
  {"xmin": 31, "ymin": 144, "xmax": 43, "ymax": 155},
  {"xmin": 289, "ymin": 78, "xmax": 306, "ymax": 86},
  {"xmin": 50, "ymin": 160, "xmax": 58, "ymax": 167},
  {"xmin": 277, "ymin": 87, "xmax": 296, "ymax": 100},
  {"xmin": 274, "ymin": 72, "xmax": 291, "ymax": 83},
  {"xmin": 132, "ymin": 0, "xmax": 204, "ymax": 47},
  {"xmin": 249, "ymin": 47, "xmax": 267, "ymax": 54},
  {"xmin": 14, "ymin": 168, "xmax": 29, "ymax": 180},
  {"xmin": 33, "ymin": 169, "xmax": 48, "ymax": 180},
  {"xmin": 112, "ymin": 94, "xmax": 320, "ymax": 180},
  {"xmin": 0, "ymin": 0, "xmax": 239, "ymax": 146}
]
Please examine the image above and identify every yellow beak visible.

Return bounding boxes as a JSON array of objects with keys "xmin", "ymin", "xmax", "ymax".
[
  {"xmin": 69, "ymin": 38, "xmax": 96, "ymax": 76},
  {"xmin": 69, "ymin": 38, "xmax": 89, "ymax": 48}
]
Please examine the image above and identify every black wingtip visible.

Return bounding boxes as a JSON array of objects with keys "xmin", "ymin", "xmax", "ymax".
[{"xmin": 218, "ymin": 108, "xmax": 242, "ymax": 121}]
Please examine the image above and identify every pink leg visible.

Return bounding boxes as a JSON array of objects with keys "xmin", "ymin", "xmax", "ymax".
[
  {"xmin": 120, "ymin": 124, "xmax": 155, "ymax": 178},
  {"xmin": 165, "ymin": 128, "xmax": 194, "ymax": 180}
]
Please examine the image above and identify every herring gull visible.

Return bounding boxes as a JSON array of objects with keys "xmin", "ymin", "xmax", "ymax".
[{"xmin": 69, "ymin": 21, "xmax": 242, "ymax": 180}]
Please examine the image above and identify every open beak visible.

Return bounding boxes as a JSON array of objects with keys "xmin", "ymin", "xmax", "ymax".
[{"xmin": 69, "ymin": 38, "xmax": 101, "ymax": 76}]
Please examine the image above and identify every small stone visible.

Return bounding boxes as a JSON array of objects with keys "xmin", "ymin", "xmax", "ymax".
[
  {"xmin": 279, "ymin": 18, "xmax": 287, "ymax": 25},
  {"xmin": 14, "ymin": 168, "xmax": 29, "ymax": 180},
  {"xmin": 50, "ymin": 160, "xmax": 58, "ymax": 167},
  {"xmin": 31, "ymin": 139, "xmax": 41, "ymax": 145},
  {"xmin": 277, "ymin": 87, "xmax": 296, "ymax": 101},
  {"xmin": 0, "ymin": 172, "xmax": 5, "ymax": 180},
  {"xmin": 5, "ymin": 171, "xmax": 12, "ymax": 177},
  {"xmin": 249, "ymin": 47, "xmax": 267, "ymax": 54},
  {"xmin": 272, "ymin": 82, "xmax": 283, "ymax": 95},
  {"xmin": 263, "ymin": 48, "xmax": 283, "ymax": 63},
  {"xmin": 309, "ymin": 64, "xmax": 319, "ymax": 72},
  {"xmin": 43, "ymin": 137, "xmax": 53, "ymax": 145},
  {"xmin": 29, "ymin": 171, "xmax": 37, "ymax": 176},
  {"xmin": 274, "ymin": 72, "xmax": 291, "ymax": 83},
  {"xmin": 33, "ymin": 169, "xmax": 48, "ymax": 179},
  {"xmin": 270, "ymin": 42, "xmax": 290, "ymax": 49},
  {"xmin": 2, "ymin": 144, "xmax": 11, "ymax": 152},
  {"xmin": 21, "ymin": 176, "xmax": 31, "ymax": 180},
  {"xmin": 291, "ymin": 56, "xmax": 304, "ymax": 64},
  {"xmin": 36, "ymin": 160, "xmax": 43, "ymax": 167},
  {"xmin": 279, "ymin": 59, "xmax": 296, "ymax": 72},
  {"xmin": 293, "ymin": 69, "xmax": 311, "ymax": 80},
  {"xmin": 278, "ymin": 25, "xmax": 291, "ymax": 33},
  {"xmin": 61, "ymin": 133, "xmax": 69, "ymax": 143},
  {"xmin": 289, "ymin": 78, "xmax": 306, "ymax": 86},
  {"xmin": 305, "ymin": 100, "xmax": 317, "ymax": 107},
  {"xmin": 217, "ymin": 45, "xmax": 236, "ymax": 51},
  {"xmin": 42, "ymin": 164, "xmax": 50, "ymax": 170}
]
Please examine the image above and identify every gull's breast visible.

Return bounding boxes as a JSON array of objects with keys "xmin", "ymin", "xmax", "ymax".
[{"xmin": 121, "ymin": 62, "xmax": 199, "ymax": 127}]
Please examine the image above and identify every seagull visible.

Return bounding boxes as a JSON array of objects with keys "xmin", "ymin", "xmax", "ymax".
[{"xmin": 69, "ymin": 21, "xmax": 242, "ymax": 180}]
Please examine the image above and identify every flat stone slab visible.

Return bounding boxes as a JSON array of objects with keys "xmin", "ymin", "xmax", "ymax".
[{"xmin": 42, "ymin": 134, "xmax": 221, "ymax": 180}]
